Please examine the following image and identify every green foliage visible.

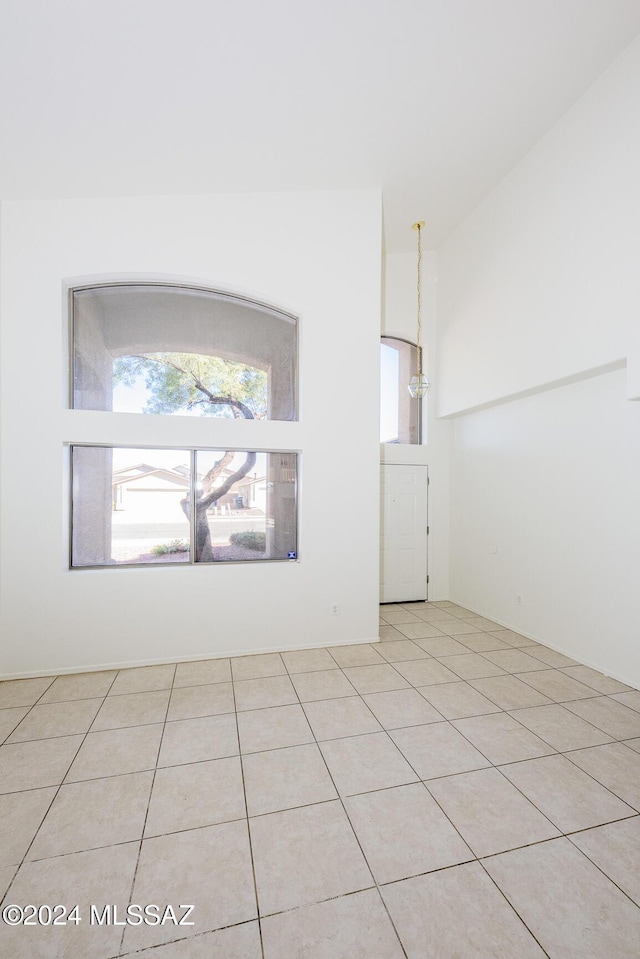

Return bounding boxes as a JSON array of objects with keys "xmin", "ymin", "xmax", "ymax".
[
  {"xmin": 113, "ymin": 352, "xmax": 267, "ymax": 417},
  {"xmin": 150, "ymin": 539, "xmax": 190, "ymax": 556},
  {"xmin": 229, "ymin": 531, "xmax": 266, "ymax": 551}
]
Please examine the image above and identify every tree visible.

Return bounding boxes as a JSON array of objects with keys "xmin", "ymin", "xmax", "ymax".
[{"xmin": 113, "ymin": 352, "xmax": 266, "ymax": 561}]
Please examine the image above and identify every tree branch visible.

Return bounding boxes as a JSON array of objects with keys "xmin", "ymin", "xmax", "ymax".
[
  {"xmin": 129, "ymin": 354, "xmax": 256, "ymax": 421},
  {"xmin": 198, "ymin": 452, "xmax": 257, "ymax": 510},
  {"xmin": 202, "ymin": 451, "xmax": 234, "ymax": 489},
  {"xmin": 127, "ymin": 352, "xmax": 259, "ymax": 518}
]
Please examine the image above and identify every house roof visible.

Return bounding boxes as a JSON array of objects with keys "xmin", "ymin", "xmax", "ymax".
[
  {"xmin": 112, "ymin": 465, "xmax": 190, "ymax": 488},
  {"xmin": 112, "ymin": 462, "xmax": 264, "ymax": 489}
]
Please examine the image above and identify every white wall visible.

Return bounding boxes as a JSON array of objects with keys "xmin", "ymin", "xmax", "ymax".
[
  {"xmin": 0, "ymin": 189, "xmax": 382, "ymax": 678},
  {"xmin": 438, "ymin": 37, "xmax": 640, "ymax": 417},
  {"xmin": 450, "ymin": 369, "xmax": 640, "ymax": 687},
  {"xmin": 439, "ymin": 39, "xmax": 640, "ymax": 686},
  {"xmin": 382, "ymin": 251, "xmax": 451, "ymax": 601}
]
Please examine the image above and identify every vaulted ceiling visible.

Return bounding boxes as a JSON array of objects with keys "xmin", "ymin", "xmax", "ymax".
[{"xmin": 1, "ymin": 0, "xmax": 639, "ymax": 251}]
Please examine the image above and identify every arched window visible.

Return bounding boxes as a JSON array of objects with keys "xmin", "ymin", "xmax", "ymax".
[
  {"xmin": 380, "ymin": 336, "xmax": 422, "ymax": 444},
  {"xmin": 72, "ymin": 283, "xmax": 297, "ymax": 420},
  {"xmin": 70, "ymin": 283, "xmax": 298, "ymax": 567}
]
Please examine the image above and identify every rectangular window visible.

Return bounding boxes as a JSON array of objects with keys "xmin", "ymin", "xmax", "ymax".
[{"xmin": 71, "ymin": 447, "xmax": 298, "ymax": 567}]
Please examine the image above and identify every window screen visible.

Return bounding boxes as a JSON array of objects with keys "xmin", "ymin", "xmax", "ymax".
[
  {"xmin": 72, "ymin": 284, "xmax": 298, "ymax": 421},
  {"xmin": 71, "ymin": 447, "xmax": 298, "ymax": 567}
]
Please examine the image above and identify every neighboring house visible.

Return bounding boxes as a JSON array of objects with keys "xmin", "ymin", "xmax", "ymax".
[
  {"xmin": 204, "ymin": 469, "xmax": 267, "ymax": 512},
  {"xmin": 221, "ymin": 473, "xmax": 267, "ymax": 513},
  {"xmin": 112, "ymin": 464, "xmax": 190, "ymax": 523},
  {"xmin": 111, "ymin": 462, "xmax": 266, "ymax": 522}
]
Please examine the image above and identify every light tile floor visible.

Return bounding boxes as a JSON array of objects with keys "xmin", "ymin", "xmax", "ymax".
[{"xmin": 1, "ymin": 601, "xmax": 640, "ymax": 957}]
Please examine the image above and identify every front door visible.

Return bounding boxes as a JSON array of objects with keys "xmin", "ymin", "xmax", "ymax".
[{"xmin": 380, "ymin": 464, "xmax": 428, "ymax": 603}]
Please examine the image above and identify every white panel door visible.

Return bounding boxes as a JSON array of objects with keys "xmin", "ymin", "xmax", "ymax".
[{"xmin": 380, "ymin": 464, "xmax": 428, "ymax": 603}]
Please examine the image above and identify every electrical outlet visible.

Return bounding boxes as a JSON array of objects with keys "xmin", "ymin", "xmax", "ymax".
[
  {"xmin": 330, "ymin": 604, "xmax": 340, "ymax": 615},
  {"xmin": 515, "ymin": 594, "xmax": 523, "ymax": 606}
]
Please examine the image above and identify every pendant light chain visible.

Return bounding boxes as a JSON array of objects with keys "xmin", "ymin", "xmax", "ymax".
[
  {"xmin": 408, "ymin": 220, "xmax": 430, "ymax": 398},
  {"xmin": 415, "ymin": 220, "xmax": 423, "ymax": 377}
]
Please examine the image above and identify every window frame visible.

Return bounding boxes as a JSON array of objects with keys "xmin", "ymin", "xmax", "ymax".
[
  {"xmin": 67, "ymin": 279, "xmax": 301, "ymax": 570},
  {"xmin": 69, "ymin": 444, "xmax": 300, "ymax": 569},
  {"xmin": 69, "ymin": 279, "xmax": 300, "ymax": 421}
]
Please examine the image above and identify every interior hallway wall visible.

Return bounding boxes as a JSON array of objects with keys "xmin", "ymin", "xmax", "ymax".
[
  {"xmin": 0, "ymin": 189, "xmax": 382, "ymax": 678},
  {"xmin": 450, "ymin": 369, "xmax": 640, "ymax": 686}
]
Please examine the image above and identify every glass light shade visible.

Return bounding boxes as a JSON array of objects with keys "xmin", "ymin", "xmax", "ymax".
[{"xmin": 408, "ymin": 373, "xmax": 430, "ymax": 398}]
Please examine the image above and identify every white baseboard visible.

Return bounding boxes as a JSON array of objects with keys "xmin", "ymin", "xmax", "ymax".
[{"xmin": 0, "ymin": 635, "xmax": 380, "ymax": 681}]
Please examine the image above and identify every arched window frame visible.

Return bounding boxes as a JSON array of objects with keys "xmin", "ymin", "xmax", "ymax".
[{"xmin": 380, "ymin": 335, "xmax": 422, "ymax": 445}]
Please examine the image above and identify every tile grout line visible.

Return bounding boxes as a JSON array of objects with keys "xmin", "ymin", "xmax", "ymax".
[
  {"xmin": 0, "ymin": 669, "xmax": 123, "ymax": 908},
  {"xmin": 2, "ymin": 630, "xmax": 640, "ymax": 952},
  {"xmin": 373, "ymin": 659, "xmax": 640, "ymax": 937},
  {"xmin": 476, "ymin": 855, "xmax": 554, "ymax": 959},
  {"xmin": 320, "ymin": 664, "xmax": 492, "ymax": 896},
  {"xmin": 560, "ymin": 740, "xmax": 640, "ymax": 810},
  {"xmin": 232, "ymin": 655, "xmax": 276, "ymax": 959},
  {"xmin": 284, "ymin": 645, "xmax": 556, "ymax": 956},
  {"xmin": 503, "ymin": 703, "xmax": 622, "ymax": 750},
  {"xmin": 562, "ymin": 821, "xmax": 640, "ymax": 911},
  {"xmin": 116, "ymin": 662, "xmax": 177, "ymax": 958},
  {"xmin": 418, "ymin": 699, "xmax": 640, "ymax": 858},
  {"xmin": 386, "ymin": 661, "xmax": 640, "ymax": 828},
  {"xmin": 0, "ymin": 673, "xmax": 62, "ymax": 744},
  {"xmin": 281, "ymin": 656, "xmax": 411, "ymax": 959},
  {"xmin": 291, "ymin": 650, "xmax": 640, "ymax": 925},
  {"xmin": 120, "ymin": 664, "xmax": 637, "ymax": 954}
]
